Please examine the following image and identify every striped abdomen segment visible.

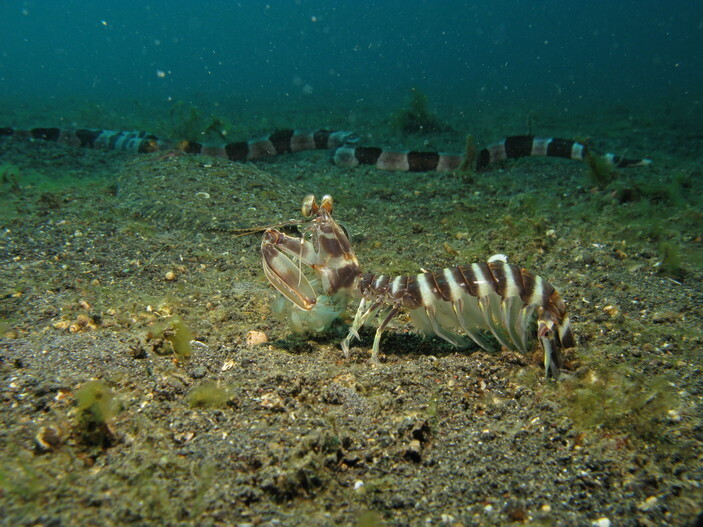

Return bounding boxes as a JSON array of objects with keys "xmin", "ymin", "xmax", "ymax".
[
  {"xmin": 358, "ymin": 262, "xmax": 574, "ymax": 375},
  {"xmin": 177, "ymin": 129, "xmax": 357, "ymax": 162}
]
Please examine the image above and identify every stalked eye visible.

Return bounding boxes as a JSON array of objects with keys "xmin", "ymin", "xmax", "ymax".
[
  {"xmin": 320, "ymin": 194, "xmax": 334, "ymax": 214},
  {"xmin": 301, "ymin": 194, "xmax": 317, "ymax": 218}
]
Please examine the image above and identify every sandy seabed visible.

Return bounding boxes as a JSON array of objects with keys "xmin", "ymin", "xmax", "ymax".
[{"xmin": 1, "ymin": 100, "xmax": 702, "ymax": 526}]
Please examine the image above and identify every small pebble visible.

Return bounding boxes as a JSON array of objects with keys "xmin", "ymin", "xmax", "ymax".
[
  {"xmin": 53, "ymin": 320, "xmax": 71, "ymax": 331},
  {"xmin": 246, "ymin": 330, "xmax": 268, "ymax": 347},
  {"xmin": 592, "ymin": 519, "xmax": 611, "ymax": 527},
  {"xmin": 35, "ymin": 425, "xmax": 62, "ymax": 452},
  {"xmin": 667, "ymin": 409, "xmax": 682, "ymax": 422},
  {"xmin": 651, "ymin": 311, "xmax": 679, "ymax": 323},
  {"xmin": 638, "ymin": 496, "xmax": 658, "ymax": 511},
  {"xmin": 164, "ymin": 271, "xmax": 177, "ymax": 281},
  {"xmin": 259, "ymin": 392, "xmax": 284, "ymax": 410},
  {"xmin": 190, "ymin": 366, "xmax": 207, "ymax": 379},
  {"xmin": 603, "ymin": 305, "xmax": 620, "ymax": 317},
  {"xmin": 613, "ymin": 248, "xmax": 628, "ymax": 260}
]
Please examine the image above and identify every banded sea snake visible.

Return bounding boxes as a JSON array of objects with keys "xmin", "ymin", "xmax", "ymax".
[{"xmin": 0, "ymin": 126, "xmax": 651, "ymax": 173}]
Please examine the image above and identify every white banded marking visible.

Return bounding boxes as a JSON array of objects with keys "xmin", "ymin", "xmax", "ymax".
[
  {"xmin": 444, "ymin": 268, "xmax": 465, "ymax": 300},
  {"xmin": 471, "ymin": 263, "xmax": 493, "ymax": 298},
  {"xmin": 500, "ymin": 263, "xmax": 521, "ymax": 299},
  {"xmin": 416, "ymin": 273, "xmax": 437, "ymax": 307},
  {"xmin": 373, "ymin": 274, "xmax": 387, "ymax": 290},
  {"xmin": 527, "ymin": 275, "xmax": 545, "ymax": 306},
  {"xmin": 531, "ymin": 137, "xmax": 551, "ymax": 157},
  {"xmin": 390, "ymin": 275, "xmax": 404, "ymax": 297},
  {"xmin": 571, "ymin": 142, "xmax": 585, "ymax": 161}
]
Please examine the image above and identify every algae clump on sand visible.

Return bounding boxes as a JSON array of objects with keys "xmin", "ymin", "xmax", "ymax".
[
  {"xmin": 75, "ymin": 380, "xmax": 117, "ymax": 447},
  {"xmin": 585, "ymin": 152, "xmax": 616, "ymax": 186},
  {"xmin": 562, "ymin": 360, "xmax": 677, "ymax": 443},
  {"xmin": 658, "ymin": 241, "xmax": 684, "ymax": 279},
  {"xmin": 187, "ymin": 380, "xmax": 231, "ymax": 408},
  {"xmin": 148, "ymin": 316, "xmax": 194, "ymax": 360},
  {"xmin": 167, "ymin": 101, "xmax": 233, "ymax": 142},
  {"xmin": 391, "ymin": 88, "xmax": 449, "ymax": 134}
]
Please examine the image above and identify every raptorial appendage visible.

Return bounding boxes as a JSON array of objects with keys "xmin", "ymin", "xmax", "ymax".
[
  {"xmin": 261, "ymin": 195, "xmax": 574, "ymax": 378},
  {"xmin": 261, "ymin": 195, "xmax": 360, "ymax": 333}
]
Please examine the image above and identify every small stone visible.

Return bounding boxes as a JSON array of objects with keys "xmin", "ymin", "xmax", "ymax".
[
  {"xmin": 638, "ymin": 496, "xmax": 658, "ymax": 511},
  {"xmin": 613, "ymin": 248, "xmax": 628, "ymax": 260},
  {"xmin": 246, "ymin": 330, "xmax": 268, "ymax": 347},
  {"xmin": 35, "ymin": 425, "xmax": 62, "ymax": 452},
  {"xmin": 592, "ymin": 519, "xmax": 611, "ymax": 527},
  {"xmin": 259, "ymin": 392, "xmax": 284, "ymax": 411},
  {"xmin": 603, "ymin": 305, "xmax": 620, "ymax": 317},
  {"xmin": 164, "ymin": 271, "xmax": 177, "ymax": 281},
  {"xmin": 581, "ymin": 252, "xmax": 596, "ymax": 265},
  {"xmin": 190, "ymin": 366, "xmax": 207, "ymax": 379},
  {"xmin": 651, "ymin": 311, "xmax": 680, "ymax": 323},
  {"xmin": 53, "ymin": 320, "xmax": 71, "ymax": 331},
  {"xmin": 221, "ymin": 360, "xmax": 236, "ymax": 372},
  {"xmin": 173, "ymin": 431, "xmax": 195, "ymax": 443},
  {"xmin": 76, "ymin": 314, "xmax": 93, "ymax": 327}
]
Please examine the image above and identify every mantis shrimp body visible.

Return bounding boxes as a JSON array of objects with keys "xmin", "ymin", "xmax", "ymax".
[{"xmin": 261, "ymin": 195, "xmax": 574, "ymax": 378}]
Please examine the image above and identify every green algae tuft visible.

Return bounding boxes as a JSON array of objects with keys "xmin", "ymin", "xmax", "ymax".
[
  {"xmin": 187, "ymin": 380, "xmax": 230, "ymax": 408},
  {"xmin": 148, "ymin": 316, "xmax": 194, "ymax": 360},
  {"xmin": 391, "ymin": 88, "xmax": 449, "ymax": 134},
  {"xmin": 76, "ymin": 380, "xmax": 114, "ymax": 423},
  {"xmin": 75, "ymin": 380, "xmax": 117, "ymax": 447},
  {"xmin": 562, "ymin": 361, "xmax": 677, "ymax": 442},
  {"xmin": 585, "ymin": 152, "xmax": 616, "ymax": 186},
  {"xmin": 658, "ymin": 241, "xmax": 684, "ymax": 279},
  {"xmin": 456, "ymin": 134, "xmax": 476, "ymax": 182}
]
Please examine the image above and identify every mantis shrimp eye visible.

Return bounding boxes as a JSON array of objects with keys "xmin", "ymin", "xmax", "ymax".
[
  {"xmin": 320, "ymin": 195, "xmax": 334, "ymax": 214},
  {"xmin": 301, "ymin": 194, "xmax": 318, "ymax": 218},
  {"xmin": 301, "ymin": 194, "xmax": 333, "ymax": 217}
]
